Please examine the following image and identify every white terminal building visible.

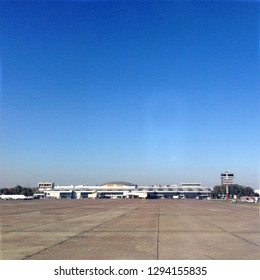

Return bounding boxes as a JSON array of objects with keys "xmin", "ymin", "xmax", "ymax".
[{"xmin": 34, "ymin": 181, "xmax": 212, "ymax": 199}]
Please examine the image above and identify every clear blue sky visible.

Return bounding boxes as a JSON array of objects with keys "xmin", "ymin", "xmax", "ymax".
[{"xmin": 1, "ymin": 1, "xmax": 259, "ymax": 188}]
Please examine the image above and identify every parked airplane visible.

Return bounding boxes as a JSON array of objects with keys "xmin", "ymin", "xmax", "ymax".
[{"xmin": 0, "ymin": 194, "xmax": 31, "ymax": 200}]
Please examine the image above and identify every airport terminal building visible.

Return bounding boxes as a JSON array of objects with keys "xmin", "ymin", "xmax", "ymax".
[{"xmin": 34, "ymin": 181, "xmax": 212, "ymax": 199}]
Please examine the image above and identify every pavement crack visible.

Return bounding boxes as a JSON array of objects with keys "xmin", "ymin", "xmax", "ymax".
[
  {"xmin": 22, "ymin": 207, "xmax": 140, "ymax": 260},
  {"xmin": 232, "ymin": 233, "xmax": 260, "ymax": 248},
  {"xmin": 204, "ymin": 254, "xmax": 215, "ymax": 260},
  {"xmin": 194, "ymin": 214, "xmax": 260, "ymax": 249}
]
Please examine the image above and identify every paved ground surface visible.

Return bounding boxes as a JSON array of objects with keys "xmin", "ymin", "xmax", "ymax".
[{"xmin": 0, "ymin": 199, "xmax": 259, "ymax": 260}]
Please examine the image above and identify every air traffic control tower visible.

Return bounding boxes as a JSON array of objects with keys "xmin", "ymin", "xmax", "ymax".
[
  {"xmin": 221, "ymin": 170, "xmax": 234, "ymax": 199},
  {"xmin": 221, "ymin": 171, "xmax": 234, "ymax": 185}
]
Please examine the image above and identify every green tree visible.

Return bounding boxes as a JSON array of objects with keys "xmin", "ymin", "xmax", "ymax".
[
  {"xmin": 14, "ymin": 185, "xmax": 24, "ymax": 194},
  {"xmin": 211, "ymin": 191, "xmax": 218, "ymax": 199},
  {"xmin": 229, "ymin": 184, "xmax": 244, "ymax": 198},
  {"xmin": 9, "ymin": 188, "xmax": 15, "ymax": 195},
  {"xmin": 1, "ymin": 186, "xmax": 37, "ymax": 196},
  {"xmin": 243, "ymin": 186, "xmax": 254, "ymax": 196},
  {"xmin": 213, "ymin": 184, "xmax": 255, "ymax": 198},
  {"xmin": 22, "ymin": 188, "xmax": 34, "ymax": 196},
  {"xmin": 213, "ymin": 185, "xmax": 226, "ymax": 197},
  {"xmin": 1, "ymin": 188, "xmax": 10, "ymax": 195}
]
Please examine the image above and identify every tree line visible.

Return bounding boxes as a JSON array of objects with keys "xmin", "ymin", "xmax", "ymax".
[
  {"xmin": 0, "ymin": 185, "xmax": 38, "ymax": 196},
  {"xmin": 211, "ymin": 184, "xmax": 257, "ymax": 198}
]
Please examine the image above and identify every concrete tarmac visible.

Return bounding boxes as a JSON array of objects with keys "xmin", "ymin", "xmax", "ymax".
[{"xmin": 0, "ymin": 199, "xmax": 259, "ymax": 260}]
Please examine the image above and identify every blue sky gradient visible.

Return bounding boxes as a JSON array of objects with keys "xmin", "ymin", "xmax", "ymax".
[{"xmin": 1, "ymin": 1, "xmax": 259, "ymax": 188}]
